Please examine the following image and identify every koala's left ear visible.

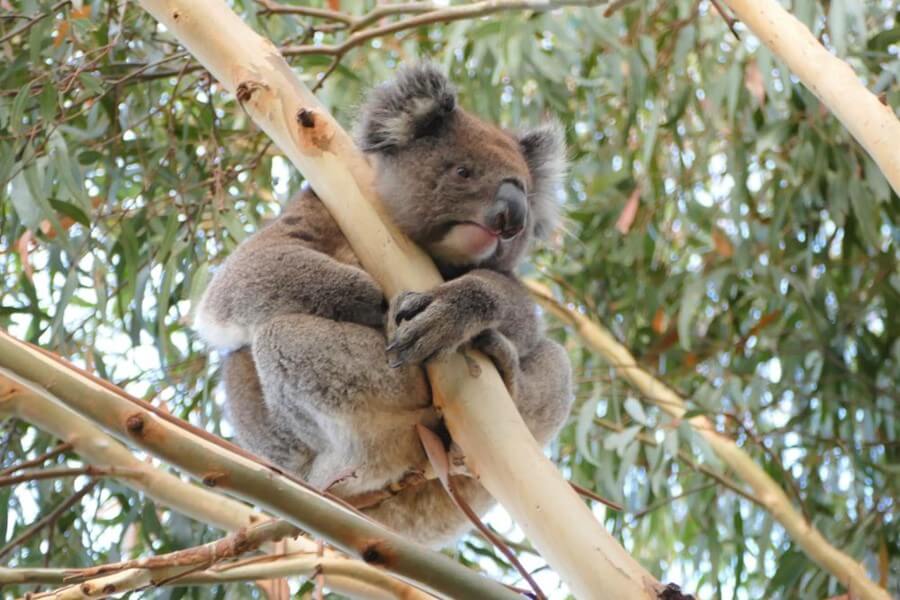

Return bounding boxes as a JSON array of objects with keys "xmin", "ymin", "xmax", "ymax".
[
  {"xmin": 519, "ymin": 121, "xmax": 567, "ymax": 239},
  {"xmin": 356, "ymin": 63, "xmax": 457, "ymax": 153}
]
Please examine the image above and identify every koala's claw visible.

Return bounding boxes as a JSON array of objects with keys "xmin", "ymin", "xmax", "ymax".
[
  {"xmin": 385, "ymin": 294, "xmax": 459, "ymax": 368},
  {"xmin": 391, "ymin": 291, "xmax": 433, "ymax": 326}
]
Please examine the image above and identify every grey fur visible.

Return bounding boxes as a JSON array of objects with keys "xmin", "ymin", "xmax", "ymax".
[{"xmin": 195, "ymin": 64, "xmax": 573, "ymax": 547}]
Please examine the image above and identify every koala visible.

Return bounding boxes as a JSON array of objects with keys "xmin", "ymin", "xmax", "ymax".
[{"xmin": 194, "ymin": 63, "xmax": 573, "ymax": 547}]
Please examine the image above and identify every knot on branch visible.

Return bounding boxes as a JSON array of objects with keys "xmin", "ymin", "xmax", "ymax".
[
  {"xmin": 297, "ymin": 108, "xmax": 316, "ymax": 128},
  {"xmin": 125, "ymin": 413, "xmax": 145, "ymax": 435},
  {"xmin": 236, "ymin": 80, "xmax": 267, "ymax": 104},
  {"xmin": 294, "ymin": 106, "xmax": 335, "ymax": 154},
  {"xmin": 359, "ymin": 540, "xmax": 394, "ymax": 567},
  {"xmin": 658, "ymin": 583, "xmax": 696, "ymax": 600},
  {"xmin": 202, "ymin": 471, "xmax": 228, "ymax": 487}
]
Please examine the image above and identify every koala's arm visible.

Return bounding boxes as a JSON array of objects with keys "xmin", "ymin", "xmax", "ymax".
[{"xmin": 195, "ymin": 233, "xmax": 384, "ymax": 351}]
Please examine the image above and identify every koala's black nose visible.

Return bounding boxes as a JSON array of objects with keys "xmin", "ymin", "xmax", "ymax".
[{"xmin": 487, "ymin": 181, "xmax": 527, "ymax": 240}]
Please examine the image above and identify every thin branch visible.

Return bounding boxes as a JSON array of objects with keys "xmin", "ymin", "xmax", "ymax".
[
  {"xmin": 281, "ymin": 0, "xmax": 605, "ymax": 57},
  {"xmin": 527, "ymin": 279, "xmax": 891, "ymax": 600},
  {"xmin": 0, "ymin": 465, "xmax": 141, "ymax": 487},
  {"xmin": 630, "ymin": 483, "xmax": 717, "ymax": 520},
  {"xmin": 0, "ymin": 442, "xmax": 71, "ymax": 476},
  {"xmin": 592, "ymin": 417, "xmax": 759, "ymax": 506},
  {"xmin": 569, "ymin": 481, "xmax": 623, "ymax": 511},
  {"xmin": 64, "ymin": 519, "xmax": 298, "ymax": 583},
  {"xmin": 603, "ymin": 0, "xmax": 639, "ymax": 17},
  {"xmin": 0, "ymin": 481, "xmax": 97, "ymax": 561},
  {"xmin": 255, "ymin": 0, "xmax": 354, "ymax": 24},
  {"xmin": 708, "ymin": 0, "xmax": 740, "ymax": 40}
]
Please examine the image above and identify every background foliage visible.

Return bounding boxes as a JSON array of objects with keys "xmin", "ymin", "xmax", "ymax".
[{"xmin": 1, "ymin": 0, "xmax": 898, "ymax": 598}]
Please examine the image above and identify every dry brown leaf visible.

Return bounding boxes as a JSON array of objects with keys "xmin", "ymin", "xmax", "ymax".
[
  {"xmin": 712, "ymin": 228, "xmax": 734, "ymax": 258},
  {"xmin": 744, "ymin": 60, "xmax": 766, "ymax": 107},
  {"xmin": 15, "ymin": 230, "xmax": 36, "ymax": 281},
  {"xmin": 615, "ymin": 187, "xmax": 640, "ymax": 234},
  {"xmin": 652, "ymin": 308, "xmax": 668, "ymax": 335},
  {"xmin": 70, "ymin": 5, "xmax": 92, "ymax": 19},
  {"xmin": 416, "ymin": 424, "xmax": 450, "ymax": 486},
  {"xmin": 53, "ymin": 20, "xmax": 69, "ymax": 47}
]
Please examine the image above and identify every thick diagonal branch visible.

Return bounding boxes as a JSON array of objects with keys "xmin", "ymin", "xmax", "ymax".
[{"xmin": 526, "ymin": 280, "xmax": 889, "ymax": 600}]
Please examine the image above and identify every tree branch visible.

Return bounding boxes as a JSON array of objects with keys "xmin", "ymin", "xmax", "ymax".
[
  {"xmin": 719, "ymin": 0, "xmax": 900, "ymax": 196},
  {"xmin": 526, "ymin": 280, "xmax": 890, "ymax": 600},
  {"xmin": 0, "ymin": 368, "xmax": 429, "ymax": 600},
  {"xmin": 0, "ymin": 343, "xmax": 515, "ymax": 600}
]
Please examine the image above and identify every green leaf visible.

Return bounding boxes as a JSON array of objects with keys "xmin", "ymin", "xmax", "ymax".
[
  {"xmin": 623, "ymin": 397, "xmax": 649, "ymax": 426},
  {"xmin": 677, "ymin": 277, "xmax": 705, "ymax": 351},
  {"xmin": 575, "ymin": 396, "xmax": 601, "ymax": 467}
]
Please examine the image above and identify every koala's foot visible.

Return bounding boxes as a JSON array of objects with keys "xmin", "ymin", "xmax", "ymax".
[{"xmin": 470, "ymin": 329, "xmax": 521, "ymax": 399}]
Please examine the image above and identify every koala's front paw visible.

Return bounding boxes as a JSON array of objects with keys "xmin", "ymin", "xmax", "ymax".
[{"xmin": 385, "ymin": 290, "xmax": 464, "ymax": 368}]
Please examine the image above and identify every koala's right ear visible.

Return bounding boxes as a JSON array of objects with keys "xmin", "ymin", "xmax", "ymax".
[{"xmin": 356, "ymin": 63, "xmax": 457, "ymax": 153}]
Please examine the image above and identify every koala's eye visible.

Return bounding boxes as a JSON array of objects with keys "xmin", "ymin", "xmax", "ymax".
[{"xmin": 455, "ymin": 166, "xmax": 472, "ymax": 179}]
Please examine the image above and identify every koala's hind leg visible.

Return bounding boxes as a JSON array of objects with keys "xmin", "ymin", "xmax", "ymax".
[
  {"xmin": 252, "ymin": 313, "xmax": 431, "ymax": 416},
  {"xmin": 515, "ymin": 338, "xmax": 574, "ymax": 445},
  {"xmin": 251, "ymin": 313, "xmax": 436, "ymax": 491},
  {"xmin": 221, "ymin": 348, "xmax": 315, "ymax": 476}
]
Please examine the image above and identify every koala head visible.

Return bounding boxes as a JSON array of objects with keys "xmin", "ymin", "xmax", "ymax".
[{"xmin": 356, "ymin": 63, "xmax": 566, "ymax": 275}]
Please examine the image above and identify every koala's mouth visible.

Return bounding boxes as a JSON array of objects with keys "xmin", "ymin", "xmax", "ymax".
[{"xmin": 426, "ymin": 221, "xmax": 499, "ymax": 266}]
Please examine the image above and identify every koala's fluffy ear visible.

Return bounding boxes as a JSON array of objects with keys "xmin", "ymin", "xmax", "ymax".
[
  {"xmin": 356, "ymin": 63, "xmax": 457, "ymax": 153},
  {"xmin": 519, "ymin": 121, "xmax": 567, "ymax": 239}
]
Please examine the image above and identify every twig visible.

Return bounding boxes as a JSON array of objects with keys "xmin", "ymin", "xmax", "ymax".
[
  {"xmin": 592, "ymin": 417, "xmax": 759, "ymax": 506},
  {"xmin": 0, "ymin": 465, "xmax": 141, "ymax": 487},
  {"xmin": 258, "ymin": 0, "xmax": 439, "ymax": 33},
  {"xmin": 569, "ymin": 481, "xmax": 623, "ymax": 511},
  {"xmin": 417, "ymin": 425, "xmax": 547, "ymax": 600},
  {"xmin": 708, "ymin": 0, "xmax": 740, "ymax": 39},
  {"xmin": 255, "ymin": 0, "xmax": 354, "ymax": 24},
  {"xmin": 281, "ymin": 0, "xmax": 605, "ymax": 57},
  {"xmin": 603, "ymin": 0, "xmax": 639, "ymax": 17},
  {"xmin": 630, "ymin": 482, "xmax": 717, "ymax": 520},
  {"xmin": 0, "ymin": 0, "xmax": 71, "ymax": 45},
  {"xmin": 311, "ymin": 56, "xmax": 342, "ymax": 93},
  {"xmin": 64, "ymin": 519, "xmax": 299, "ymax": 583},
  {"xmin": 0, "ymin": 481, "xmax": 97, "ymax": 561},
  {"xmin": 0, "ymin": 441, "xmax": 72, "ymax": 476},
  {"xmin": 1, "ymin": 555, "xmax": 414, "ymax": 591}
]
